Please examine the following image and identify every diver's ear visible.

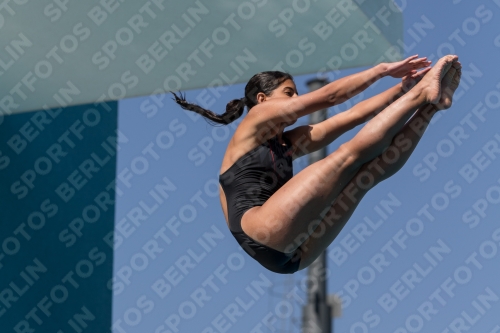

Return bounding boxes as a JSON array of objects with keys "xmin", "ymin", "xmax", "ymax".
[{"xmin": 256, "ymin": 92, "xmax": 267, "ymax": 104}]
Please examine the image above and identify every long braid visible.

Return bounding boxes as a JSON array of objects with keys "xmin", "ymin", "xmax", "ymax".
[
  {"xmin": 170, "ymin": 71, "xmax": 294, "ymax": 126},
  {"xmin": 171, "ymin": 92, "xmax": 245, "ymax": 125}
]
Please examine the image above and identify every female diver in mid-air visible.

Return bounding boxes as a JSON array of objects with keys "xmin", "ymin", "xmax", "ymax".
[{"xmin": 173, "ymin": 54, "xmax": 462, "ymax": 274}]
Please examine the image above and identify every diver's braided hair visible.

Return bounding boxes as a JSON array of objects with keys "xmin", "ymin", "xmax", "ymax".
[{"xmin": 172, "ymin": 71, "xmax": 294, "ymax": 125}]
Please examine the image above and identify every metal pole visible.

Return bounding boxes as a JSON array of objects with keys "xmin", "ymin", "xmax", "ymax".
[{"xmin": 302, "ymin": 78, "xmax": 332, "ymax": 333}]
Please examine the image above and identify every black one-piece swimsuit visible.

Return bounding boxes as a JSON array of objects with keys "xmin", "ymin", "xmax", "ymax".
[{"xmin": 219, "ymin": 135, "xmax": 301, "ymax": 274}]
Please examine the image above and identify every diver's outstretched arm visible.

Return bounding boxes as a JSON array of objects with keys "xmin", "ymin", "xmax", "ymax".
[
  {"xmin": 285, "ymin": 66, "xmax": 432, "ymax": 159},
  {"xmin": 324, "ymin": 55, "xmax": 430, "ymax": 105},
  {"xmin": 246, "ymin": 56, "xmax": 430, "ymax": 128}
]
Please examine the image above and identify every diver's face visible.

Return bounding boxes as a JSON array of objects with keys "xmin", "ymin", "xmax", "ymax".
[
  {"xmin": 256, "ymin": 79, "xmax": 298, "ymax": 103},
  {"xmin": 256, "ymin": 79, "xmax": 298, "ymax": 127},
  {"xmin": 268, "ymin": 79, "xmax": 298, "ymax": 100},
  {"xmin": 272, "ymin": 80, "xmax": 298, "ymax": 126}
]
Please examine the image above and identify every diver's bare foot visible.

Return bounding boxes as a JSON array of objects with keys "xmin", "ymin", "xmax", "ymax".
[
  {"xmin": 436, "ymin": 62, "xmax": 462, "ymax": 110},
  {"xmin": 414, "ymin": 55, "xmax": 458, "ymax": 104}
]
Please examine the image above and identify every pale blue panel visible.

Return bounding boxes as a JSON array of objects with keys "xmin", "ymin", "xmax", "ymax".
[{"xmin": 1, "ymin": 0, "xmax": 402, "ymax": 115}]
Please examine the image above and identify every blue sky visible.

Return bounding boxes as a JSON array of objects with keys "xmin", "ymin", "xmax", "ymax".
[{"xmin": 112, "ymin": 1, "xmax": 500, "ymax": 332}]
